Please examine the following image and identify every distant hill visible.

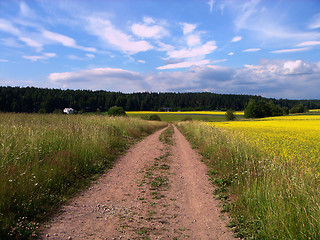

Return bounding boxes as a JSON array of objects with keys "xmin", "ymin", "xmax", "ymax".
[{"xmin": 1, "ymin": 86, "xmax": 320, "ymax": 113}]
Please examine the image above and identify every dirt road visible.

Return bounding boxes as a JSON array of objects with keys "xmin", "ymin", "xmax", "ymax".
[{"xmin": 41, "ymin": 125, "xmax": 235, "ymax": 239}]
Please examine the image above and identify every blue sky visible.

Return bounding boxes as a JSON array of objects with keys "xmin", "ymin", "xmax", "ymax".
[{"xmin": 0, "ymin": 0, "xmax": 320, "ymax": 99}]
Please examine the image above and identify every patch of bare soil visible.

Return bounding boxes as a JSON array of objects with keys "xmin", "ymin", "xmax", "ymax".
[{"xmin": 40, "ymin": 125, "xmax": 235, "ymax": 240}]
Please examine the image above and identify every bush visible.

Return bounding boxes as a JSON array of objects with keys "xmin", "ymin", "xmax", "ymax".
[
  {"xmin": 225, "ymin": 109, "xmax": 236, "ymax": 121},
  {"xmin": 107, "ymin": 106, "xmax": 127, "ymax": 116},
  {"xmin": 148, "ymin": 114, "xmax": 161, "ymax": 121}
]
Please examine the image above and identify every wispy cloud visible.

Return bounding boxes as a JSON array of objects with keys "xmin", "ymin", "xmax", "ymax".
[
  {"xmin": 297, "ymin": 41, "xmax": 320, "ymax": 47},
  {"xmin": 1, "ymin": 38, "xmax": 23, "ymax": 48},
  {"xmin": 131, "ymin": 17, "xmax": 167, "ymax": 39},
  {"xmin": 212, "ymin": 59, "xmax": 227, "ymax": 64},
  {"xmin": 208, "ymin": 0, "xmax": 214, "ymax": 13},
  {"xmin": 0, "ymin": 59, "xmax": 8, "ymax": 62},
  {"xmin": 243, "ymin": 48, "xmax": 261, "ymax": 52},
  {"xmin": 271, "ymin": 47, "xmax": 310, "ymax": 54},
  {"xmin": 228, "ymin": 52, "xmax": 234, "ymax": 55},
  {"xmin": 230, "ymin": 0, "xmax": 320, "ymax": 45},
  {"xmin": 0, "ymin": 18, "xmax": 21, "ymax": 35},
  {"xmin": 42, "ymin": 30, "xmax": 96, "ymax": 52},
  {"xmin": 19, "ymin": 2, "xmax": 35, "ymax": 18},
  {"xmin": 68, "ymin": 54, "xmax": 95, "ymax": 60},
  {"xmin": 234, "ymin": 0, "xmax": 260, "ymax": 30},
  {"xmin": 309, "ymin": 13, "xmax": 320, "ymax": 29},
  {"xmin": 86, "ymin": 54, "xmax": 95, "ymax": 58},
  {"xmin": 0, "ymin": 16, "xmax": 95, "ymax": 53},
  {"xmin": 19, "ymin": 37, "xmax": 43, "ymax": 51},
  {"xmin": 231, "ymin": 36, "xmax": 242, "ymax": 42},
  {"xmin": 0, "ymin": 19, "xmax": 43, "ymax": 50},
  {"xmin": 157, "ymin": 60, "xmax": 210, "ymax": 70},
  {"xmin": 86, "ymin": 17, "xmax": 153, "ymax": 54},
  {"xmin": 167, "ymin": 41, "xmax": 217, "ymax": 59},
  {"xmin": 23, "ymin": 52, "xmax": 57, "ymax": 62}
]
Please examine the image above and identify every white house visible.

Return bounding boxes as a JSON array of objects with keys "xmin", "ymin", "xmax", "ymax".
[{"xmin": 63, "ymin": 108, "xmax": 74, "ymax": 114}]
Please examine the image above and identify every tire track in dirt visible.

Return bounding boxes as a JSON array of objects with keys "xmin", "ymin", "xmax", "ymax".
[{"xmin": 41, "ymin": 125, "xmax": 235, "ymax": 239}]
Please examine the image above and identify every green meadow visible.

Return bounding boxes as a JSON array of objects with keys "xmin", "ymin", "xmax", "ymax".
[{"xmin": 127, "ymin": 111, "xmax": 244, "ymax": 122}]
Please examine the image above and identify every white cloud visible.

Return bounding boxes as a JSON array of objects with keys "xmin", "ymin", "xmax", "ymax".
[
  {"xmin": 23, "ymin": 52, "xmax": 57, "ymax": 62},
  {"xmin": 131, "ymin": 23, "xmax": 166, "ymax": 39},
  {"xmin": 0, "ymin": 17, "xmax": 96, "ymax": 52},
  {"xmin": 234, "ymin": 0, "xmax": 260, "ymax": 30},
  {"xmin": 282, "ymin": 60, "xmax": 314, "ymax": 75},
  {"xmin": 157, "ymin": 41, "xmax": 174, "ymax": 51},
  {"xmin": 138, "ymin": 60, "xmax": 146, "ymax": 63},
  {"xmin": 228, "ymin": 52, "xmax": 234, "ymax": 55},
  {"xmin": 143, "ymin": 16, "xmax": 155, "ymax": 24},
  {"xmin": 167, "ymin": 41, "xmax": 217, "ymax": 59},
  {"xmin": 271, "ymin": 47, "xmax": 309, "ymax": 54},
  {"xmin": 297, "ymin": 41, "xmax": 320, "ymax": 47},
  {"xmin": 68, "ymin": 53, "xmax": 95, "ymax": 60},
  {"xmin": 235, "ymin": 59, "xmax": 320, "ymax": 98},
  {"xmin": 86, "ymin": 17, "xmax": 153, "ymax": 54},
  {"xmin": 243, "ymin": 59, "xmax": 317, "ymax": 76},
  {"xmin": 243, "ymin": 48, "xmax": 261, "ymax": 52},
  {"xmin": 19, "ymin": 37, "xmax": 43, "ymax": 51},
  {"xmin": 230, "ymin": 1, "xmax": 320, "ymax": 45},
  {"xmin": 187, "ymin": 34, "xmax": 201, "ymax": 47},
  {"xmin": 0, "ymin": 19, "xmax": 21, "ymax": 35},
  {"xmin": 19, "ymin": 2, "xmax": 35, "ymax": 18},
  {"xmin": 182, "ymin": 23, "xmax": 197, "ymax": 35},
  {"xmin": 157, "ymin": 60, "xmax": 211, "ymax": 70},
  {"xmin": 67, "ymin": 55, "xmax": 83, "ymax": 60},
  {"xmin": 1, "ymin": 38, "xmax": 23, "ymax": 48},
  {"xmin": 86, "ymin": 54, "xmax": 95, "ymax": 58},
  {"xmin": 42, "ymin": 30, "xmax": 96, "ymax": 52},
  {"xmin": 231, "ymin": 36, "xmax": 242, "ymax": 42},
  {"xmin": 309, "ymin": 13, "xmax": 320, "ymax": 29},
  {"xmin": 48, "ymin": 67, "xmax": 147, "ymax": 92},
  {"xmin": 208, "ymin": 0, "xmax": 214, "ymax": 13},
  {"xmin": 0, "ymin": 59, "xmax": 8, "ymax": 62},
  {"xmin": 212, "ymin": 59, "xmax": 227, "ymax": 64}
]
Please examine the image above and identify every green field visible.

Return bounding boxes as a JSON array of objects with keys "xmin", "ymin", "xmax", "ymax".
[{"xmin": 127, "ymin": 111, "xmax": 244, "ymax": 122}]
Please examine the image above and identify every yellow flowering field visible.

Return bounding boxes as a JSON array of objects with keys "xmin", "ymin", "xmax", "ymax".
[
  {"xmin": 211, "ymin": 115, "xmax": 320, "ymax": 175},
  {"xmin": 127, "ymin": 111, "xmax": 244, "ymax": 115}
]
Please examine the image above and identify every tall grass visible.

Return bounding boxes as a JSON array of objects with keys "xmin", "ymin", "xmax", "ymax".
[
  {"xmin": 177, "ymin": 121, "xmax": 320, "ymax": 239},
  {"xmin": 0, "ymin": 113, "xmax": 166, "ymax": 239}
]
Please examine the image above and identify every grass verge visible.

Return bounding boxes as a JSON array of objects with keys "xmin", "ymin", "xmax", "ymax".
[
  {"xmin": 0, "ymin": 113, "xmax": 166, "ymax": 239},
  {"xmin": 177, "ymin": 121, "xmax": 320, "ymax": 239}
]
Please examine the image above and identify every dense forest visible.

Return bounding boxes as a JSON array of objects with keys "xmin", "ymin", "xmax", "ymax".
[{"xmin": 1, "ymin": 86, "xmax": 320, "ymax": 113}]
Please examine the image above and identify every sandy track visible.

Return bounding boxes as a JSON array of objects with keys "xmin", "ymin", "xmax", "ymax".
[{"xmin": 41, "ymin": 126, "xmax": 235, "ymax": 240}]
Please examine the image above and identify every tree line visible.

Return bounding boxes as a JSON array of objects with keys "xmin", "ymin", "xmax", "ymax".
[{"xmin": 0, "ymin": 86, "xmax": 319, "ymax": 113}]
